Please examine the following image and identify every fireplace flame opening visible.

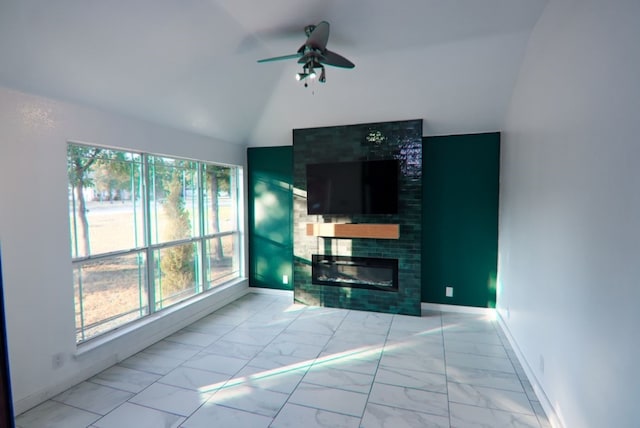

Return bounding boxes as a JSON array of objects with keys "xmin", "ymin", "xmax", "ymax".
[{"xmin": 311, "ymin": 254, "xmax": 399, "ymax": 292}]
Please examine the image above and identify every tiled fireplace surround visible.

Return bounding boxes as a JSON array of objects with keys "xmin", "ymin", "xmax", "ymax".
[{"xmin": 293, "ymin": 119, "xmax": 423, "ymax": 316}]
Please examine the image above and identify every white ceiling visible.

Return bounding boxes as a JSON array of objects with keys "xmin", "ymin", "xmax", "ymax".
[{"xmin": 0, "ymin": 0, "xmax": 548, "ymax": 146}]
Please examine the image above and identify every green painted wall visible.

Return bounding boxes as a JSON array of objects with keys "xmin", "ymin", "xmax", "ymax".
[
  {"xmin": 247, "ymin": 133, "xmax": 500, "ymax": 307},
  {"xmin": 421, "ymin": 132, "xmax": 500, "ymax": 307},
  {"xmin": 247, "ymin": 146, "xmax": 293, "ymax": 290}
]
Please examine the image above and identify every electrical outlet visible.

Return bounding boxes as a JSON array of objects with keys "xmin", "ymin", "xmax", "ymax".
[
  {"xmin": 282, "ymin": 274, "xmax": 289, "ymax": 285},
  {"xmin": 507, "ymin": 306, "xmax": 511, "ymax": 320},
  {"xmin": 539, "ymin": 355, "xmax": 545, "ymax": 374},
  {"xmin": 445, "ymin": 286, "xmax": 454, "ymax": 297},
  {"xmin": 52, "ymin": 352, "xmax": 64, "ymax": 370}
]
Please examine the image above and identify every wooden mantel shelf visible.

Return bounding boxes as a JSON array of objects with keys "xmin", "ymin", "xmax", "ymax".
[{"xmin": 306, "ymin": 223, "xmax": 400, "ymax": 240}]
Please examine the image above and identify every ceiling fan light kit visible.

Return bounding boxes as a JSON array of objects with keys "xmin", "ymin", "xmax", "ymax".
[{"xmin": 257, "ymin": 21, "xmax": 354, "ymax": 87}]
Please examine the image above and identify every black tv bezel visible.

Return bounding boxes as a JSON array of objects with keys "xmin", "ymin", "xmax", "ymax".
[{"xmin": 305, "ymin": 159, "xmax": 399, "ymax": 216}]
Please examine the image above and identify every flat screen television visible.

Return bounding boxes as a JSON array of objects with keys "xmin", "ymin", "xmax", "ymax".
[{"xmin": 306, "ymin": 159, "xmax": 399, "ymax": 215}]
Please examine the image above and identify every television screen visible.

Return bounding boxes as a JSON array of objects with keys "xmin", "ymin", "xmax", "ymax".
[{"xmin": 306, "ymin": 159, "xmax": 399, "ymax": 215}]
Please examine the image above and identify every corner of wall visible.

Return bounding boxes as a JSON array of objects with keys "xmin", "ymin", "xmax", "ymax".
[
  {"xmin": 496, "ymin": 313, "xmax": 564, "ymax": 428},
  {"xmin": 13, "ymin": 281, "xmax": 249, "ymax": 415}
]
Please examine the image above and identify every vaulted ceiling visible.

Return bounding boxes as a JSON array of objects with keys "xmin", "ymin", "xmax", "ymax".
[{"xmin": 0, "ymin": 0, "xmax": 547, "ymax": 146}]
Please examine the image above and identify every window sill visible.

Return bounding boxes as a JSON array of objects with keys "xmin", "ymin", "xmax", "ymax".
[{"xmin": 74, "ymin": 278, "xmax": 247, "ymax": 359}]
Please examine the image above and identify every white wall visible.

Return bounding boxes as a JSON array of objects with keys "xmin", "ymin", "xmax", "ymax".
[
  {"xmin": 0, "ymin": 87, "xmax": 248, "ymax": 414},
  {"xmin": 498, "ymin": 1, "xmax": 640, "ymax": 427}
]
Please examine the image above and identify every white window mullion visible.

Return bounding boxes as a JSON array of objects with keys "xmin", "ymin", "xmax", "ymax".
[{"xmin": 142, "ymin": 153, "xmax": 156, "ymax": 314}]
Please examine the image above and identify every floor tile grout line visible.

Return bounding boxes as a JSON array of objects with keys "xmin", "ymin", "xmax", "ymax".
[
  {"xmin": 48, "ymin": 381, "xmax": 136, "ymax": 417},
  {"xmin": 444, "ymin": 378, "xmax": 531, "ymax": 395},
  {"xmin": 362, "ymin": 400, "xmax": 454, "ymax": 421},
  {"xmin": 440, "ymin": 310, "xmax": 454, "ymax": 428},
  {"xmin": 494, "ymin": 318, "xmax": 546, "ymax": 427},
  {"xmin": 218, "ymin": 303, "xmax": 317, "ymax": 426},
  {"xmin": 273, "ymin": 401, "xmax": 364, "ymax": 423},
  {"xmin": 85, "ymin": 377, "xmax": 154, "ymax": 396},
  {"xmin": 261, "ymin": 305, "xmax": 353, "ymax": 426},
  {"xmin": 176, "ymin": 296, "xmax": 283, "ymax": 423},
  {"xmin": 352, "ymin": 308, "xmax": 394, "ymax": 424},
  {"xmin": 41, "ymin": 398, "xmax": 104, "ymax": 418},
  {"xmin": 156, "ymin": 294, "xmax": 309, "ymax": 425},
  {"xmin": 189, "ymin": 399, "xmax": 277, "ymax": 421},
  {"xmin": 446, "ymin": 400, "xmax": 540, "ymax": 418},
  {"xmin": 443, "ymin": 312, "xmax": 541, "ymax": 426},
  {"xmin": 129, "ymin": 316, "xmax": 260, "ymax": 424},
  {"xmin": 493, "ymin": 322, "xmax": 546, "ymax": 428},
  {"xmin": 18, "ymin": 295, "xmax": 551, "ymax": 427},
  {"xmin": 106, "ymin": 399, "xmax": 188, "ymax": 422},
  {"xmin": 443, "ymin": 314, "xmax": 533, "ymax": 424}
]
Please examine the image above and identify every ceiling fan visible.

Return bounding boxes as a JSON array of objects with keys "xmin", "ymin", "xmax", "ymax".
[{"xmin": 257, "ymin": 21, "xmax": 355, "ymax": 86}]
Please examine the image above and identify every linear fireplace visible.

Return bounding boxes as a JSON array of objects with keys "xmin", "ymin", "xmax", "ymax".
[{"xmin": 312, "ymin": 255, "xmax": 399, "ymax": 292}]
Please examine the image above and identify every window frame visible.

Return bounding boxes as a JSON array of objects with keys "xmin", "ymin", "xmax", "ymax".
[{"xmin": 68, "ymin": 142, "xmax": 243, "ymax": 344}]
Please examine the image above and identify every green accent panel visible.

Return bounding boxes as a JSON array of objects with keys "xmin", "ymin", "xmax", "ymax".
[
  {"xmin": 422, "ymin": 133, "xmax": 499, "ymax": 308},
  {"xmin": 247, "ymin": 146, "xmax": 293, "ymax": 290}
]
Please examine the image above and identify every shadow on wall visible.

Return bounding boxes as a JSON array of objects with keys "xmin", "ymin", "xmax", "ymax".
[{"xmin": 250, "ymin": 173, "xmax": 293, "ymax": 290}]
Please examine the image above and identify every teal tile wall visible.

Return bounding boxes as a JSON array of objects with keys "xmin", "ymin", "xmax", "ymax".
[{"xmin": 292, "ymin": 119, "xmax": 422, "ymax": 316}]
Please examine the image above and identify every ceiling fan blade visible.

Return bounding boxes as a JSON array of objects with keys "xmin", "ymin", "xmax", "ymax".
[
  {"xmin": 257, "ymin": 53, "xmax": 302, "ymax": 63},
  {"xmin": 321, "ymin": 49, "xmax": 355, "ymax": 68},
  {"xmin": 307, "ymin": 21, "xmax": 330, "ymax": 50}
]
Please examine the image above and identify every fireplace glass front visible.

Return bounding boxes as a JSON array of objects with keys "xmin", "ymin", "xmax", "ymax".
[{"xmin": 311, "ymin": 254, "xmax": 399, "ymax": 292}]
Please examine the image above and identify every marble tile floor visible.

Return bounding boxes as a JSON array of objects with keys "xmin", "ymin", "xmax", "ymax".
[{"xmin": 16, "ymin": 292, "xmax": 551, "ymax": 428}]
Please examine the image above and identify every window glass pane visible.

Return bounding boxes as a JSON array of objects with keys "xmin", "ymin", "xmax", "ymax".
[
  {"xmin": 74, "ymin": 252, "xmax": 148, "ymax": 342},
  {"xmin": 149, "ymin": 156, "xmax": 200, "ymax": 245},
  {"xmin": 203, "ymin": 164, "xmax": 237, "ymax": 235},
  {"xmin": 69, "ymin": 143, "xmax": 243, "ymax": 343},
  {"xmin": 68, "ymin": 146, "xmax": 143, "ymax": 257},
  {"xmin": 205, "ymin": 234, "xmax": 240, "ymax": 288},
  {"xmin": 154, "ymin": 242, "xmax": 199, "ymax": 310}
]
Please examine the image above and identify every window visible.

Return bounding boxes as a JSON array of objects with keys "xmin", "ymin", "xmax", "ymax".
[{"xmin": 68, "ymin": 144, "xmax": 242, "ymax": 343}]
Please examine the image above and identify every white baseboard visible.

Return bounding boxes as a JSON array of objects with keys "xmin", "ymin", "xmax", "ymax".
[
  {"xmin": 496, "ymin": 314, "xmax": 564, "ymax": 428},
  {"xmin": 422, "ymin": 302, "xmax": 563, "ymax": 427},
  {"xmin": 421, "ymin": 302, "xmax": 496, "ymax": 317},
  {"xmin": 248, "ymin": 287, "xmax": 293, "ymax": 297},
  {"xmin": 14, "ymin": 281, "xmax": 249, "ymax": 415}
]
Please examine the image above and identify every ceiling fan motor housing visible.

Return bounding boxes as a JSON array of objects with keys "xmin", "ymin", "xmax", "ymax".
[{"xmin": 257, "ymin": 21, "xmax": 353, "ymax": 85}]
